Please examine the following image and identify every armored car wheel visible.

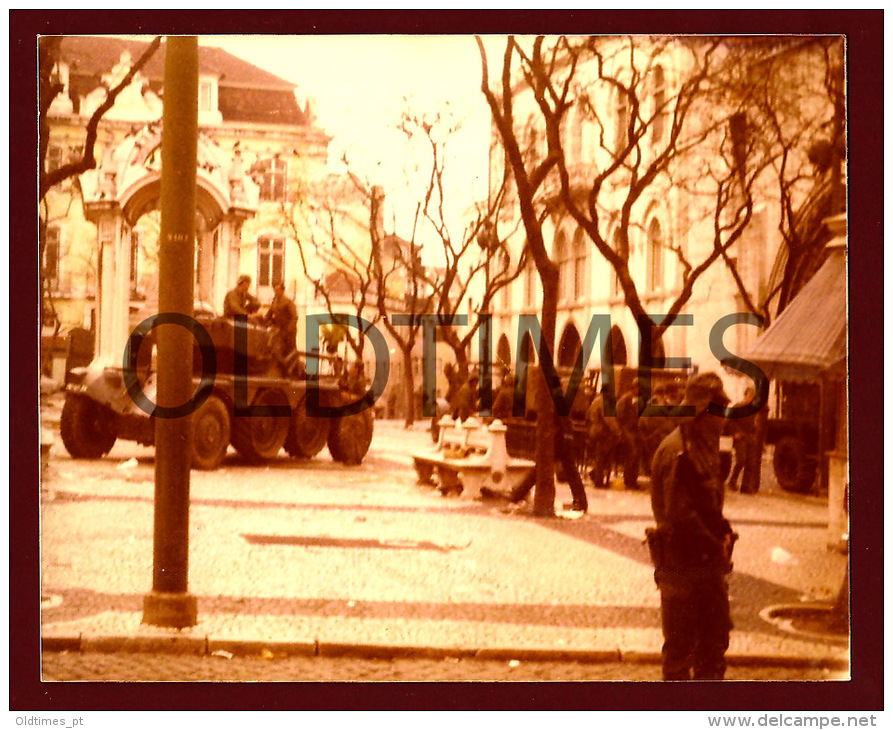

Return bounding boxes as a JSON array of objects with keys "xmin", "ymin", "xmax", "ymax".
[
  {"xmin": 284, "ymin": 405, "xmax": 331, "ymax": 459},
  {"xmin": 60, "ymin": 393, "xmax": 118, "ymax": 459},
  {"xmin": 190, "ymin": 395, "xmax": 230, "ymax": 470},
  {"xmin": 773, "ymin": 435, "xmax": 817, "ymax": 494},
  {"xmin": 231, "ymin": 389, "xmax": 290, "ymax": 462},
  {"xmin": 327, "ymin": 410, "xmax": 374, "ymax": 466}
]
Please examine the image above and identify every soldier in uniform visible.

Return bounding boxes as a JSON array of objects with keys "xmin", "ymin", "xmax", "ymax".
[
  {"xmin": 639, "ymin": 383, "xmax": 683, "ymax": 478},
  {"xmin": 586, "ymin": 385, "xmax": 622, "ymax": 489},
  {"xmin": 451, "ymin": 371, "xmax": 475, "ymax": 422},
  {"xmin": 263, "ymin": 282, "xmax": 298, "ymax": 359},
  {"xmin": 726, "ymin": 385, "xmax": 769, "ymax": 495},
  {"xmin": 647, "ymin": 372, "xmax": 737, "ymax": 681},
  {"xmin": 492, "ymin": 373, "xmax": 515, "ymax": 421},
  {"xmin": 616, "ymin": 381, "xmax": 644, "ymax": 490},
  {"xmin": 223, "ymin": 274, "xmax": 261, "ymax": 318}
]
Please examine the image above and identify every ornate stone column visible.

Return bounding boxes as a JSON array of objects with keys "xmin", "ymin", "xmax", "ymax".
[{"xmin": 85, "ymin": 202, "xmax": 131, "ymax": 367}]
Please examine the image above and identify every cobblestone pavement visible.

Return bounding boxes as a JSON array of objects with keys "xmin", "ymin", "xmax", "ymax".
[
  {"xmin": 43, "ymin": 651, "xmax": 843, "ymax": 682},
  {"xmin": 39, "ymin": 397, "xmax": 850, "ymax": 681}
]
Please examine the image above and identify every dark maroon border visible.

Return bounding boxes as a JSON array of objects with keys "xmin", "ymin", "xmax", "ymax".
[{"xmin": 12, "ymin": 9, "xmax": 883, "ymax": 712}]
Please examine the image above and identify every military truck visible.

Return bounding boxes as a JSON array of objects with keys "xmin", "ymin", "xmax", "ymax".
[{"xmin": 59, "ymin": 313, "xmax": 374, "ymax": 470}]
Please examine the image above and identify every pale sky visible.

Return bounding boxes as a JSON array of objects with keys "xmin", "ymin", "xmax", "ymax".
[{"xmin": 201, "ymin": 35, "xmax": 500, "ymax": 242}]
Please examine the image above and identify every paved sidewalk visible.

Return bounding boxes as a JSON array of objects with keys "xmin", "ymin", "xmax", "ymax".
[{"xmin": 39, "ymin": 399, "xmax": 849, "ymax": 675}]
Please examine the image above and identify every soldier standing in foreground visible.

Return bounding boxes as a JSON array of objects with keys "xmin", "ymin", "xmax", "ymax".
[{"xmin": 647, "ymin": 372, "xmax": 737, "ymax": 681}]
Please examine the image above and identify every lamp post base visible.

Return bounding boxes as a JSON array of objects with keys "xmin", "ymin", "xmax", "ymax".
[{"xmin": 142, "ymin": 591, "xmax": 198, "ymax": 629}]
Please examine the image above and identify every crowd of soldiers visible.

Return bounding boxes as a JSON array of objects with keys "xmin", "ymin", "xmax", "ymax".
[
  {"xmin": 476, "ymin": 365, "xmax": 763, "ymax": 680},
  {"xmin": 442, "ymin": 362, "xmax": 767, "ymax": 498},
  {"xmin": 224, "ymin": 273, "xmax": 768, "ymax": 502},
  {"xmin": 585, "ymin": 378, "xmax": 689, "ymax": 492}
]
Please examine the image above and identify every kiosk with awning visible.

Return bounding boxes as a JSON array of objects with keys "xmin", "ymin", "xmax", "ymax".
[{"xmin": 746, "ymin": 214, "xmax": 848, "ymax": 548}]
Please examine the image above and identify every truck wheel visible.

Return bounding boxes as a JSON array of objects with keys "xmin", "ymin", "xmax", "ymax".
[
  {"xmin": 773, "ymin": 435, "xmax": 817, "ymax": 494},
  {"xmin": 284, "ymin": 407, "xmax": 330, "ymax": 459},
  {"xmin": 328, "ymin": 410, "xmax": 374, "ymax": 465},
  {"xmin": 60, "ymin": 394, "xmax": 118, "ymax": 459},
  {"xmin": 231, "ymin": 389, "xmax": 289, "ymax": 462},
  {"xmin": 190, "ymin": 395, "xmax": 230, "ymax": 470}
]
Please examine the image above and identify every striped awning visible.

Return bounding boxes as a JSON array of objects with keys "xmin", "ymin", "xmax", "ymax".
[{"xmin": 746, "ymin": 242, "xmax": 847, "ymax": 383}]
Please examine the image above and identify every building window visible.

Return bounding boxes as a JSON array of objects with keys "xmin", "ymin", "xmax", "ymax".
[
  {"xmin": 647, "ymin": 218, "xmax": 664, "ymax": 292},
  {"xmin": 524, "ymin": 250, "xmax": 537, "ymax": 308},
  {"xmin": 257, "ymin": 236, "xmax": 285, "ymax": 287},
  {"xmin": 500, "ymin": 249, "xmax": 512, "ymax": 309},
  {"xmin": 46, "ymin": 145, "xmax": 65, "ymax": 174},
  {"xmin": 572, "ymin": 228, "xmax": 587, "ymax": 301},
  {"xmin": 652, "ymin": 65, "xmax": 667, "ymax": 145},
  {"xmin": 565, "ymin": 105, "xmax": 583, "ymax": 162},
  {"xmin": 614, "ymin": 89, "xmax": 629, "ymax": 155},
  {"xmin": 199, "ymin": 80, "xmax": 215, "ymax": 113},
  {"xmin": 43, "ymin": 226, "xmax": 61, "ymax": 288},
  {"xmin": 611, "ymin": 229, "xmax": 623, "ymax": 297},
  {"xmin": 524, "ymin": 115, "xmax": 542, "ymax": 166},
  {"xmin": 254, "ymin": 157, "xmax": 288, "ymax": 203},
  {"xmin": 555, "ymin": 231, "xmax": 570, "ymax": 301}
]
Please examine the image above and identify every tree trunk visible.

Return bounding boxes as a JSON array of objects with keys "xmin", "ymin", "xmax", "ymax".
[
  {"xmin": 532, "ymin": 269, "xmax": 559, "ymax": 517},
  {"xmin": 402, "ymin": 348, "xmax": 416, "ymax": 428}
]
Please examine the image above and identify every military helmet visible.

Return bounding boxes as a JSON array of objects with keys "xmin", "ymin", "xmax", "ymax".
[{"xmin": 682, "ymin": 371, "xmax": 730, "ymax": 414}]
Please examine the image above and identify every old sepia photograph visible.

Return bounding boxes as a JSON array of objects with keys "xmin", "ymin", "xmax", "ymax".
[{"xmin": 19, "ymin": 11, "xmax": 883, "ymax": 716}]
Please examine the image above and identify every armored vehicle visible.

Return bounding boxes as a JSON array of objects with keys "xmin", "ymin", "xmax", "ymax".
[{"xmin": 60, "ymin": 313, "xmax": 374, "ymax": 470}]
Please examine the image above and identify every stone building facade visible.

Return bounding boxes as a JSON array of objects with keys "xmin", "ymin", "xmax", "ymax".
[{"xmin": 477, "ymin": 36, "xmax": 839, "ymax": 403}]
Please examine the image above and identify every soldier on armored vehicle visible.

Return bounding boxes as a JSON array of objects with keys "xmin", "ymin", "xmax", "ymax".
[
  {"xmin": 59, "ymin": 280, "xmax": 374, "ymax": 471},
  {"xmin": 223, "ymin": 274, "xmax": 261, "ymax": 319}
]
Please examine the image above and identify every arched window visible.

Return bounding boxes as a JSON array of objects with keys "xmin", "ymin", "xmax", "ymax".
[
  {"xmin": 558, "ymin": 324, "xmax": 582, "ymax": 369},
  {"xmin": 497, "ymin": 334, "xmax": 512, "ymax": 374},
  {"xmin": 647, "ymin": 218, "xmax": 664, "ymax": 292},
  {"xmin": 652, "ymin": 65, "xmax": 667, "ymax": 145},
  {"xmin": 605, "ymin": 324, "xmax": 628, "ymax": 367}
]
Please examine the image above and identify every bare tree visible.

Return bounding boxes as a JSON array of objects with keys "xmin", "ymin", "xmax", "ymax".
[
  {"xmin": 368, "ymin": 187, "xmax": 441, "ymax": 428},
  {"xmin": 284, "ymin": 173, "xmax": 384, "ymax": 365},
  {"xmin": 478, "ymin": 36, "xmax": 572, "ymax": 516},
  {"xmin": 397, "ymin": 108, "xmax": 527, "ymax": 388},
  {"xmin": 284, "ymin": 166, "xmax": 437, "ymax": 428},
  {"xmin": 476, "ymin": 35, "xmax": 836, "ymax": 514},
  {"xmin": 520, "ymin": 36, "xmax": 777, "ymax": 358}
]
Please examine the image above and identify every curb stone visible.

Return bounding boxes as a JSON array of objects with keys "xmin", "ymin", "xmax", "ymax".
[{"xmin": 40, "ymin": 632, "xmax": 847, "ymax": 671}]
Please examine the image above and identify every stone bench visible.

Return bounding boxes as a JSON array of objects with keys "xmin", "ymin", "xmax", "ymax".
[{"xmin": 412, "ymin": 417, "xmax": 536, "ymax": 498}]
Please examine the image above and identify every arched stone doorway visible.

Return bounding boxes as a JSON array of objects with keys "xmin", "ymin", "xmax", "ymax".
[
  {"xmin": 79, "ymin": 124, "xmax": 258, "ymax": 365},
  {"xmin": 517, "ymin": 331, "xmax": 537, "ymax": 417},
  {"xmin": 496, "ymin": 333, "xmax": 512, "ymax": 375},
  {"xmin": 604, "ymin": 324, "xmax": 628, "ymax": 368},
  {"xmin": 519, "ymin": 331, "xmax": 537, "ymax": 367},
  {"xmin": 557, "ymin": 322, "xmax": 582, "ymax": 369}
]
